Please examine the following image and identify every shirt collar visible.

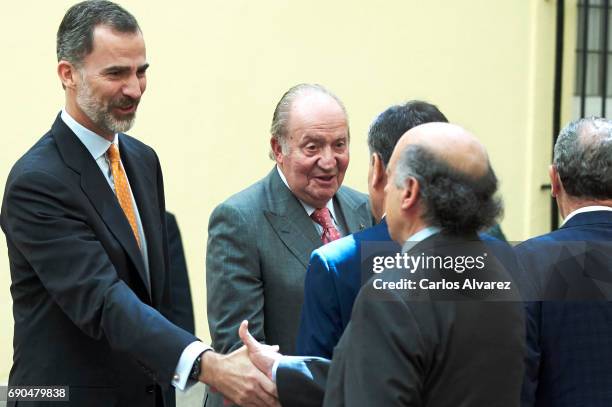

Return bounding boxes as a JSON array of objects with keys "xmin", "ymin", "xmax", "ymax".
[
  {"xmin": 276, "ymin": 165, "xmax": 337, "ymax": 220},
  {"xmin": 401, "ymin": 226, "xmax": 442, "ymax": 253},
  {"xmin": 562, "ymin": 205, "xmax": 612, "ymax": 226},
  {"xmin": 61, "ymin": 109, "xmax": 118, "ymax": 161}
]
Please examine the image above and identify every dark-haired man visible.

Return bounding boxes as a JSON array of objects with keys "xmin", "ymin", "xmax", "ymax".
[
  {"xmin": 517, "ymin": 117, "xmax": 612, "ymax": 406},
  {"xmin": 296, "ymin": 101, "xmax": 447, "ymax": 358},
  {"xmin": 1, "ymin": 2, "xmax": 276, "ymax": 406},
  {"xmin": 297, "ymin": 102, "xmax": 510, "ymax": 359},
  {"xmin": 241, "ymin": 123, "xmax": 525, "ymax": 407}
]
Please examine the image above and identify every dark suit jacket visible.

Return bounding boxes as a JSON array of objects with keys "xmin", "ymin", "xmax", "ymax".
[
  {"xmin": 1, "ymin": 115, "xmax": 196, "ymax": 407},
  {"xmin": 166, "ymin": 212, "xmax": 195, "ymax": 334},
  {"xmin": 296, "ymin": 218, "xmax": 398, "ymax": 358},
  {"xmin": 205, "ymin": 167, "xmax": 371, "ymax": 406},
  {"xmin": 515, "ymin": 210, "xmax": 612, "ymax": 407},
  {"xmin": 297, "ymin": 220, "xmax": 511, "ymax": 359},
  {"xmin": 279, "ymin": 232, "xmax": 526, "ymax": 407}
]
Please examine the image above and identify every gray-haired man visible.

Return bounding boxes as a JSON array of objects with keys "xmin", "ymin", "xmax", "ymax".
[{"xmin": 205, "ymin": 83, "xmax": 372, "ymax": 406}]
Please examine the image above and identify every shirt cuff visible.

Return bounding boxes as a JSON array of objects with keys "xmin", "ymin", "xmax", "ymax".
[
  {"xmin": 272, "ymin": 359, "xmax": 281, "ymax": 383},
  {"xmin": 172, "ymin": 341, "xmax": 212, "ymax": 391}
]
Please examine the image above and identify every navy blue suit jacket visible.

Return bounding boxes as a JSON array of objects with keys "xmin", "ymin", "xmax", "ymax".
[
  {"xmin": 1, "ymin": 115, "xmax": 196, "ymax": 407},
  {"xmin": 296, "ymin": 219, "xmax": 398, "ymax": 357},
  {"xmin": 297, "ymin": 219, "xmax": 512, "ymax": 358},
  {"xmin": 515, "ymin": 210, "xmax": 612, "ymax": 407}
]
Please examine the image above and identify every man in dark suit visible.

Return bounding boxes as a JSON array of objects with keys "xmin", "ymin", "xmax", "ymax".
[
  {"xmin": 1, "ymin": 2, "xmax": 277, "ymax": 406},
  {"xmin": 241, "ymin": 122, "xmax": 526, "ymax": 406},
  {"xmin": 516, "ymin": 117, "xmax": 612, "ymax": 406},
  {"xmin": 206, "ymin": 84, "xmax": 372, "ymax": 406},
  {"xmin": 296, "ymin": 101, "xmax": 447, "ymax": 358},
  {"xmin": 166, "ymin": 212, "xmax": 195, "ymax": 334}
]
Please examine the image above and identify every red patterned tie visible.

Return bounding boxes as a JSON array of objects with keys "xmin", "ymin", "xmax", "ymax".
[{"xmin": 311, "ymin": 208, "xmax": 341, "ymax": 244}]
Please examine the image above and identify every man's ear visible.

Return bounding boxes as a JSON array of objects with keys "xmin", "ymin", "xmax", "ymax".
[
  {"xmin": 400, "ymin": 177, "xmax": 420, "ymax": 211},
  {"xmin": 57, "ymin": 60, "xmax": 78, "ymax": 90},
  {"xmin": 549, "ymin": 165, "xmax": 561, "ymax": 198},
  {"xmin": 270, "ymin": 137, "xmax": 284, "ymax": 164},
  {"xmin": 370, "ymin": 153, "xmax": 387, "ymax": 190}
]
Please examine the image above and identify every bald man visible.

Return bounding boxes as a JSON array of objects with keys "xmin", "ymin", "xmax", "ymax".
[{"xmin": 241, "ymin": 123, "xmax": 526, "ymax": 407}]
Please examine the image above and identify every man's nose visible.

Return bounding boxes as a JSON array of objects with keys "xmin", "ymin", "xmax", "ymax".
[
  {"xmin": 318, "ymin": 147, "xmax": 337, "ymax": 170},
  {"xmin": 122, "ymin": 73, "xmax": 143, "ymax": 100}
]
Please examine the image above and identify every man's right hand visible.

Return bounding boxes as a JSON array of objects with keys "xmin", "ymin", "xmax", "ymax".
[
  {"xmin": 200, "ymin": 345, "xmax": 280, "ymax": 407},
  {"xmin": 239, "ymin": 320, "xmax": 283, "ymax": 380}
]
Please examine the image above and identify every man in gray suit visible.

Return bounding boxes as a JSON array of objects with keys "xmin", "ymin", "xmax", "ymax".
[{"xmin": 205, "ymin": 83, "xmax": 372, "ymax": 404}]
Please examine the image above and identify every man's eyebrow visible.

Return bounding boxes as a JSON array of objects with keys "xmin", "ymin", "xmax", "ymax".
[
  {"xmin": 102, "ymin": 65, "xmax": 130, "ymax": 74},
  {"xmin": 300, "ymin": 134, "xmax": 322, "ymax": 143},
  {"xmin": 101, "ymin": 63, "xmax": 149, "ymax": 74},
  {"xmin": 301, "ymin": 132, "xmax": 347, "ymax": 141}
]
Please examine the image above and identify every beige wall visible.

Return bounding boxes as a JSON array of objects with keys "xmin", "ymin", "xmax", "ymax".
[{"xmin": 0, "ymin": 0, "xmax": 574, "ymax": 381}]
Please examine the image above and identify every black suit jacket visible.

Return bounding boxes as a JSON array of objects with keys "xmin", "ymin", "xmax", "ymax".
[
  {"xmin": 166, "ymin": 212, "xmax": 195, "ymax": 334},
  {"xmin": 1, "ymin": 115, "xmax": 196, "ymax": 407},
  {"xmin": 277, "ymin": 233, "xmax": 526, "ymax": 407}
]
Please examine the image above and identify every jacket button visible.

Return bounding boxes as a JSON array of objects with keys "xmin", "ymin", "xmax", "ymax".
[{"xmin": 146, "ymin": 385, "xmax": 155, "ymax": 394}]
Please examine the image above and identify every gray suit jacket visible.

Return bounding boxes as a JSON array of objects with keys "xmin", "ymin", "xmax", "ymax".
[{"xmin": 205, "ymin": 167, "xmax": 371, "ymax": 405}]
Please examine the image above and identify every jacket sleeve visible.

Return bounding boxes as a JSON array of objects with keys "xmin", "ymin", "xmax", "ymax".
[
  {"xmin": 296, "ymin": 250, "xmax": 343, "ymax": 358},
  {"xmin": 276, "ymin": 356, "xmax": 331, "ymax": 407}
]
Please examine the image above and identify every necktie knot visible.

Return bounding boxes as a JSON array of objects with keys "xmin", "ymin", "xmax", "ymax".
[
  {"xmin": 311, "ymin": 208, "xmax": 341, "ymax": 244},
  {"xmin": 311, "ymin": 208, "xmax": 335, "ymax": 229},
  {"xmin": 107, "ymin": 144, "xmax": 121, "ymax": 163}
]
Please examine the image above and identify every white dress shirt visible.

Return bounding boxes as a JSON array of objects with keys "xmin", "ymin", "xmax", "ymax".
[{"xmin": 401, "ymin": 226, "xmax": 442, "ymax": 254}]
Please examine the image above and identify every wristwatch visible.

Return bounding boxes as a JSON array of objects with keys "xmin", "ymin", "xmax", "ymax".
[{"xmin": 189, "ymin": 352, "xmax": 204, "ymax": 381}]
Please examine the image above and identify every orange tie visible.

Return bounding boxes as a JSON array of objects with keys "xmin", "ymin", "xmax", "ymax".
[{"xmin": 107, "ymin": 144, "xmax": 141, "ymax": 248}]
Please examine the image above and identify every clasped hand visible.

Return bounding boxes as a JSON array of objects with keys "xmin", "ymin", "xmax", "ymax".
[{"xmin": 204, "ymin": 320, "xmax": 284, "ymax": 407}]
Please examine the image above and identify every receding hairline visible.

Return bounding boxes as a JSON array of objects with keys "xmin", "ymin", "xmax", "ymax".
[{"xmin": 399, "ymin": 125, "xmax": 490, "ymax": 180}]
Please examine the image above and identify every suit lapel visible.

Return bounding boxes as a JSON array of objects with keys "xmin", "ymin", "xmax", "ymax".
[
  {"xmin": 335, "ymin": 188, "xmax": 370, "ymax": 234},
  {"xmin": 263, "ymin": 169, "xmax": 321, "ymax": 269},
  {"xmin": 119, "ymin": 135, "xmax": 164, "ymax": 307},
  {"xmin": 51, "ymin": 116, "xmax": 151, "ymax": 302}
]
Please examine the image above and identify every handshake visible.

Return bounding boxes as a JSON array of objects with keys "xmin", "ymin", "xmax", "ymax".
[{"xmin": 203, "ymin": 321, "xmax": 284, "ymax": 407}]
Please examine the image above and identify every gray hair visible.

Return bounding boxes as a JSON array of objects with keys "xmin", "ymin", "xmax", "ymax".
[
  {"xmin": 269, "ymin": 83, "xmax": 348, "ymax": 160},
  {"xmin": 57, "ymin": 0, "xmax": 140, "ymax": 66},
  {"xmin": 394, "ymin": 145, "xmax": 502, "ymax": 234},
  {"xmin": 554, "ymin": 117, "xmax": 612, "ymax": 200}
]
